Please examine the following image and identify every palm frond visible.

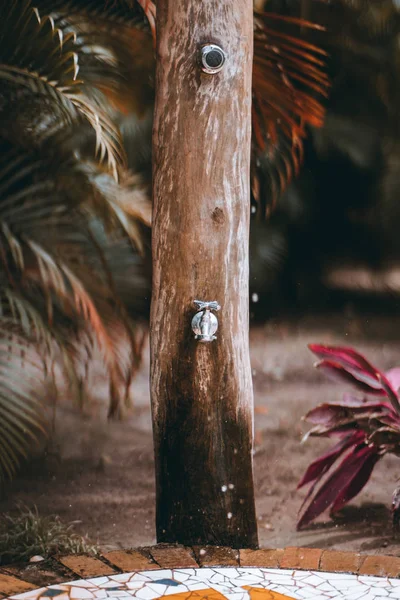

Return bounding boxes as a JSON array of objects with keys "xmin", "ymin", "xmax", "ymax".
[
  {"xmin": 33, "ymin": 0, "xmax": 154, "ymax": 29},
  {"xmin": 0, "ymin": 141, "xmax": 149, "ymax": 246},
  {"xmin": 0, "ymin": 0, "xmax": 155, "ymax": 480},
  {"xmin": 31, "ymin": 0, "xmax": 155, "ymax": 118},
  {"xmin": 0, "ymin": 0, "xmax": 125, "ymax": 178},
  {"xmin": 0, "ymin": 0, "xmax": 329, "ymax": 480},
  {"xmin": 66, "ymin": 25, "xmax": 155, "ymax": 118},
  {"xmin": 252, "ymin": 11, "xmax": 330, "ymax": 216},
  {"xmin": 0, "ymin": 152, "xmax": 138, "ymax": 338},
  {"xmin": 77, "ymin": 164, "xmax": 151, "ymax": 251},
  {"xmin": 0, "ymin": 335, "xmax": 47, "ymax": 480},
  {"xmin": 0, "ymin": 135, "xmax": 150, "ymax": 427}
]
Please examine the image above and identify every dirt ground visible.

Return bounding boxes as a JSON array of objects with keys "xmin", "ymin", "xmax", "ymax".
[{"xmin": 2, "ymin": 309, "xmax": 400, "ymax": 556}]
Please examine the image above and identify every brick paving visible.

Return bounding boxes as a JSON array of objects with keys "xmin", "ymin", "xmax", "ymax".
[{"xmin": 2, "ymin": 545, "xmax": 400, "ymax": 598}]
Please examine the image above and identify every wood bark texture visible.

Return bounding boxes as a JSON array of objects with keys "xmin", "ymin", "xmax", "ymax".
[{"xmin": 151, "ymin": 0, "xmax": 258, "ymax": 548}]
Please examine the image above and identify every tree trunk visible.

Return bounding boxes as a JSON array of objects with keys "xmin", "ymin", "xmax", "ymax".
[{"xmin": 151, "ymin": 0, "xmax": 258, "ymax": 548}]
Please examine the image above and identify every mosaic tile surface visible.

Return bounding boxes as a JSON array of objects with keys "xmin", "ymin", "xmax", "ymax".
[{"xmin": 6, "ymin": 567, "xmax": 400, "ymax": 600}]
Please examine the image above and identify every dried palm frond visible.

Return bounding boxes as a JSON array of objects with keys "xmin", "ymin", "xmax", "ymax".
[{"xmin": 252, "ymin": 11, "xmax": 330, "ymax": 217}]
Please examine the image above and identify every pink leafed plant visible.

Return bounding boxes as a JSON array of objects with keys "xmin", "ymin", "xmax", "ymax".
[{"xmin": 297, "ymin": 343, "xmax": 400, "ymax": 530}]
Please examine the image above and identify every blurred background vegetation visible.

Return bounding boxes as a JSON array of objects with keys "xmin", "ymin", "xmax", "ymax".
[{"xmin": 3, "ymin": 0, "xmax": 400, "ymax": 558}]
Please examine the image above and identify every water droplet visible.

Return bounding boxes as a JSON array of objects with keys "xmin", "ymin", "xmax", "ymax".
[
  {"xmin": 221, "ymin": 485, "xmax": 228, "ymax": 492},
  {"xmin": 228, "ymin": 483, "xmax": 234, "ymax": 490},
  {"xmin": 252, "ymin": 293, "xmax": 259, "ymax": 303},
  {"xmin": 227, "ymin": 512, "xmax": 233, "ymax": 519},
  {"xmin": 251, "ymin": 206, "xmax": 256, "ymax": 214},
  {"xmin": 199, "ymin": 548, "xmax": 206, "ymax": 556}
]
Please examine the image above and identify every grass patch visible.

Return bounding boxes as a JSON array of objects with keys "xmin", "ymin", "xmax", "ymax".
[{"xmin": 0, "ymin": 505, "xmax": 98, "ymax": 565}]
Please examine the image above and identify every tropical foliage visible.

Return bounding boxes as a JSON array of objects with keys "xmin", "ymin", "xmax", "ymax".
[
  {"xmin": 0, "ymin": 0, "xmax": 154, "ymax": 480},
  {"xmin": 298, "ymin": 344, "xmax": 400, "ymax": 530},
  {"xmin": 0, "ymin": 0, "xmax": 328, "ymax": 481},
  {"xmin": 252, "ymin": 10, "xmax": 329, "ymax": 215}
]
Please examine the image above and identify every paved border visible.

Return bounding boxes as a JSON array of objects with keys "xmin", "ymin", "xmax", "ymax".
[{"xmin": 1, "ymin": 546, "xmax": 400, "ymax": 596}]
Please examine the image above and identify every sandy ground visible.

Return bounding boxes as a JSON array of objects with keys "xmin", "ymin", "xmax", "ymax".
[{"xmin": 2, "ymin": 310, "xmax": 400, "ymax": 555}]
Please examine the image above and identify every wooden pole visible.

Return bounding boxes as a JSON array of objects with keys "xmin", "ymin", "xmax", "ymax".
[{"xmin": 151, "ymin": 0, "xmax": 258, "ymax": 548}]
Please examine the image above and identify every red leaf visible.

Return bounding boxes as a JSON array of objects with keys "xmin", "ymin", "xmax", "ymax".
[
  {"xmin": 378, "ymin": 374, "xmax": 400, "ymax": 417},
  {"xmin": 338, "ymin": 393, "xmax": 392, "ymax": 409},
  {"xmin": 305, "ymin": 401, "xmax": 388, "ymax": 427},
  {"xmin": 315, "ymin": 360, "xmax": 384, "ymax": 394},
  {"xmin": 298, "ymin": 431, "xmax": 365, "ymax": 489},
  {"xmin": 386, "ymin": 368, "xmax": 400, "ymax": 394},
  {"xmin": 297, "ymin": 444, "xmax": 377, "ymax": 530},
  {"xmin": 330, "ymin": 450, "xmax": 381, "ymax": 514},
  {"xmin": 309, "ymin": 344, "xmax": 380, "ymax": 376},
  {"xmin": 305, "ymin": 403, "xmax": 350, "ymax": 426},
  {"xmin": 309, "ymin": 345, "xmax": 400, "ymax": 412},
  {"xmin": 376, "ymin": 413, "xmax": 400, "ymax": 427}
]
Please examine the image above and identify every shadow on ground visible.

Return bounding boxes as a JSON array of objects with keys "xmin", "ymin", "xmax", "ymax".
[{"xmin": 2, "ymin": 311, "xmax": 400, "ymax": 554}]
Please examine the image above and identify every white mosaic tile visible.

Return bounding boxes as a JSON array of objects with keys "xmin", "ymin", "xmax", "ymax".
[
  {"xmin": 126, "ymin": 582, "xmax": 146, "ymax": 591},
  {"xmin": 129, "ymin": 575, "xmax": 152, "ymax": 583},
  {"xmin": 301, "ymin": 575, "xmax": 325, "ymax": 586},
  {"xmin": 317, "ymin": 582, "xmax": 337, "ymax": 593},
  {"xmin": 172, "ymin": 573, "xmax": 191, "ymax": 583},
  {"xmin": 8, "ymin": 590, "xmax": 47, "ymax": 600},
  {"xmin": 69, "ymin": 588, "xmax": 95, "ymax": 599},
  {"xmin": 260, "ymin": 569, "xmax": 295, "ymax": 576},
  {"xmin": 110, "ymin": 576, "xmax": 133, "ymax": 584},
  {"xmin": 344, "ymin": 592, "xmax": 369, "ymax": 600},
  {"xmin": 142, "ymin": 571, "xmax": 173, "ymax": 580},
  {"xmin": 230, "ymin": 576, "xmax": 264, "ymax": 584},
  {"xmin": 7, "ymin": 567, "xmax": 400, "ymax": 600},
  {"xmin": 135, "ymin": 586, "xmax": 161, "ymax": 599},
  {"xmin": 237, "ymin": 570, "xmax": 265, "ymax": 578},
  {"xmin": 162, "ymin": 586, "xmax": 190, "ymax": 596}
]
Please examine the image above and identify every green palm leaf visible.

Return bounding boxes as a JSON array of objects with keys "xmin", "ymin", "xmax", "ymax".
[
  {"xmin": 29, "ymin": 0, "xmax": 155, "ymax": 118},
  {"xmin": 0, "ymin": 0, "xmax": 125, "ymax": 177},
  {"xmin": 0, "ymin": 135, "xmax": 150, "ymax": 421},
  {"xmin": 33, "ymin": 0, "xmax": 153, "ymax": 28},
  {"xmin": 0, "ymin": 335, "xmax": 47, "ymax": 480},
  {"xmin": 0, "ymin": 0, "xmax": 154, "ymax": 480}
]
